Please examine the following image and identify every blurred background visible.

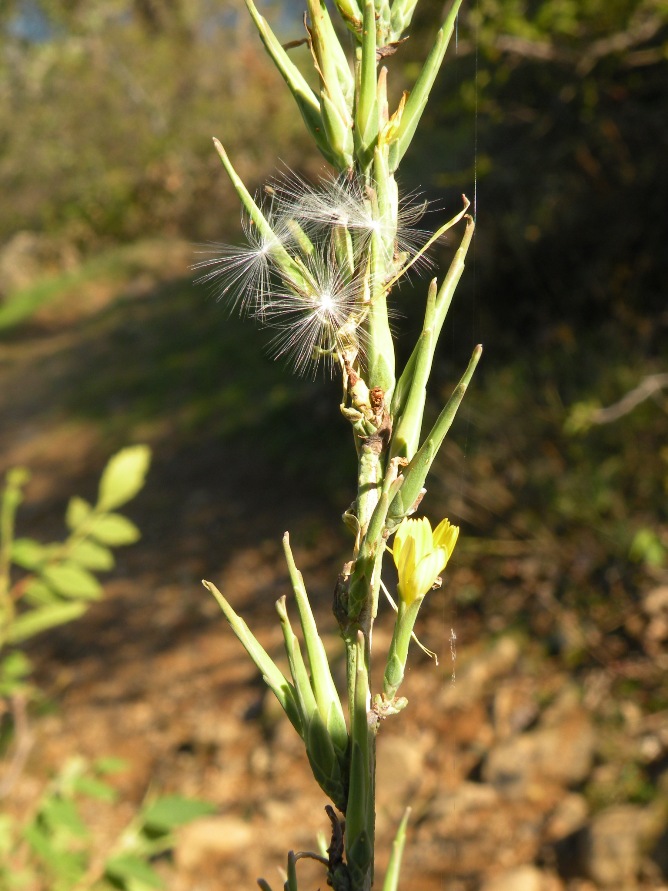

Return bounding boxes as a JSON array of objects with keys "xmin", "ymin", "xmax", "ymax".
[{"xmin": 1, "ymin": 0, "xmax": 667, "ymax": 889}]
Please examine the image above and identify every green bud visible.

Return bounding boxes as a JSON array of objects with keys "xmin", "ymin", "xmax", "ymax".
[
  {"xmin": 389, "ymin": 0, "xmax": 419, "ymax": 40},
  {"xmin": 354, "ymin": 0, "xmax": 379, "ymax": 170},
  {"xmin": 321, "ymin": 91, "xmax": 355, "ymax": 171}
]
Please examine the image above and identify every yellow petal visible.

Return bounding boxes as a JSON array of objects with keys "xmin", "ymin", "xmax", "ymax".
[
  {"xmin": 433, "ymin": 518, "xmax": 459, "ymax": 557},
  {"xmin": 392, "ymin": 517, "xmax": 411, "ymax": 570},
  {"xmin": 396, "ymin": 534, "xmax": 417, "ymax": 594},
  {"xmin": 415, "ymin": 516, "xmax": 433, "ymax": 563},
  {"xmin": 411, "ymin": 548, "xmax": 447, "ymax": 602}
]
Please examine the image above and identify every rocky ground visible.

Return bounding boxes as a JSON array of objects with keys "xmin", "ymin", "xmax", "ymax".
[{"xmin": 1, "ymin": 242, "xmax": 666, "ymax": 890}]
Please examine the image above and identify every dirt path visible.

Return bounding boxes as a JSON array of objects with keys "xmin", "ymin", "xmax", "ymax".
[{"xmin": 2, "ymin": 244, "xmax": 666, "ymax": 891}]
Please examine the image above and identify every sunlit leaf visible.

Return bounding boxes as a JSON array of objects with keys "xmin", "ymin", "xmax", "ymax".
[
  {"xmin": 6, "ymin": 603, "xmax": 88, "ymax": 643},
  {"xmin": 142, "ymin": 796, "xmax": 216, "ymax": 832},
  {"xmin": 23, "ymin": 579, "xmax": 59, "ymax": 606},
  {"xmin": 88, "ymin": 513, "xmax": 141, "ymax": 546},
  {"xmin": 97, "ymin": 445, "xmax": 151, "ymax": 511},
  {"xmin": 105, "ymin": 854, "xmax": 164, "ymax": 889},
  {"xmin": 72, "ymin": 775, "xmax": 118, "ymax": 803},
  {"xmin": 11, "ymin": 537, "xmax": 47, "ymax": 570},
  {"xmin": 66, "ymin": 496, "xmax": 93, "ymax": 531},
  {"xmin": 42, "ymin": 797, "xmax": 88, "ymax": 838},
  {"xmin": 41, "ymin": 562, "xmax": 102, "ymax": 599},
  {"xmin": 69, "ymin": 539, "xmax": 115, "ymax": 571},
  {"xmin": 94, "ymin": 757, "xmax": 128, "ymax": 775}
]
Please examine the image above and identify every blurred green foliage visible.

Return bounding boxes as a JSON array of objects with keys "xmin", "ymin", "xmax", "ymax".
[
  {"xmin": 0, "ymin": 0, "xmax": 313, "ymax": 252},
  {"xmin": 0, "ymin": 448, "xmax": 215, "ymax": 891},
  {"xmin": 0, "ymin": 755, "xmax": 215, "ymax": 891},
  {"xmin": 402, "ymin": 0, "xmax": 668, "ymax": 344}
]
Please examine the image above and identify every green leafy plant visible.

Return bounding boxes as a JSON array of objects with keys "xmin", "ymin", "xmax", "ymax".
[
  {"xmin": 0, "ymin": 445, "xmax": 214, "ymax": 890},
  {"xmin": 0, "ymin": 445, "xmax": 151, "ymax": 663},
  {"xmin": 201, "ymin": 0, "xmax": 480, "ymax": 888},
  {"xmin": 0, "ymin": 755, "xmax": 215, "ymax": 891}
]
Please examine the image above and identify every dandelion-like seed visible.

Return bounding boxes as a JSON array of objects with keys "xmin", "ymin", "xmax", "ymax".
[
  {"xmin": 194, "ymin": 168, "xmax": 448, "ymax": 378},
  {"xmin": 268, "ymin": 170, "xmax": 433, "ymax": 277},
  {"xmin": 264, "ymin": 255, "xmax": 366, "ymax": 376},
  {"xmin": 194, "ymin": 200, "xmax": 293, "ymax": 317}
]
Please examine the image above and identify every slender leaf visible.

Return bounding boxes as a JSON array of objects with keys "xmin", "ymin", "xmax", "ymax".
[
  {"xmin": 142, "ymin": 796, "xmax": 216, "ymax": 832},
  {"xmin": 382, "ymin": 808, "xmax": 411, "ymax": 891},
  {"xmin": 387, "ymin": 345, "xmax": 482, "ymax": 528},
  {"xmin": 203, "ymin": 580, "xmax": 303, "ymax": 736},
  {"xmin": 243, "ymin": 0, "xmax": 337, "ymax": 166},
  {"xmin": 388, "ymin": 0, "xmax": 463, "ymax": 170},
  {"xmin": 7, "ymin": 602, "xmax": 88, "ymax": 643}
]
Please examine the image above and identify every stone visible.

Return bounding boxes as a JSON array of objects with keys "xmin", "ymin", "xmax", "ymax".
[
  {"xmin": 483, "ymin": 709, "xmax": 595, "ymax": 800},
  {"xmin": 480, "ymin": 865, "xmax": 564, "ymax": 891},
  {"xmin": 175, "ymin": 815, "xmax": 254, "ymax": 871},
  {"xmin": 578, "ymin": 804, "xmax": 654, "ymax": 887},
  {"xmin": 375, "ymin": 733, "xmax": 427, "ymax": 828},
  {"xmin": 545, "ymin": 793, "xmax": 589, "ymax": 841}
]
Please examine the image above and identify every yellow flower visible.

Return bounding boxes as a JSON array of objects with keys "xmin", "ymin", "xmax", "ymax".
[{"xmin": 392, "ymin": 516, "xmax": 459, "ymax": 605}]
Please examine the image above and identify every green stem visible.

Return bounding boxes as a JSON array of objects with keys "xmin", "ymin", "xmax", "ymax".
[
  {"xmin": 345, "ymin": 632, "xmax": 376, "ymax": 891},
  {"xmin": 0, "ymin": 469, "xmax": 30, "ymax": 646}
]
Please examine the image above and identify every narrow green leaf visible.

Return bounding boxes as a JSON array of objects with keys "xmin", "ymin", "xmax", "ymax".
[
  {"xmin": 41, "ymin": 562, "xmax": 102, "ymax": 599},
  {"xmin": 10, "ymin": 537, "xmax": 47, "ymax": 570},
  {"xmin": 69, "ymin": 539, "xmax": 115, "ymax": 571},
  {"xmin": 391, "ymin": 214, "xmax": 474, "ymax": 428},
  {"xmin": 282, "ymin": 534, "xmax": 348, "ymax": 756},
  {"xmin": 387, "ymin": 345, "xmax": 482, "ymax": 528},
  {"xmin": 382, "ymin": 808, "xmax": 411, "ymax": 891},
  {"xmin": 202, "ymin": 580, "xmax": 303, "ymax": 736},
  {"xmin": 389, "ymin": 278, "xmax": 437, "ymax": 461},
  {"xmin": 97, "ymin": 445, "xmax": 151, "ymax": 511},
  {"xmin": 388, "ymin": 0, "xmax": 464, "ymax": 171},
  {"xmin": 88, "ymin": 513, "xmax": 140, "ymax": 546},
  {"xmin": 66, "ymin": 496, "xmax": 92, "ymax": 531},
  {"xmin": 7, "ymin": 602, "xmax": 88, "ymax": 643},
  {"xmin": 212, "ymin": 138, "xmax": 313, "ymax": 291},
  {"xmin": 105, "ymin": 854, "xmax": 164, "ymax": 889},
  {"xmin": 310, "ymin": 0, "xmax": 355, "ymax": 105},
  {"xmin": 243, "ymin": 0, "xmax": 338, "ymax": 166},
  {"xmin": 275, "ymin": 596, "xmax": 318, "ymax": 720},
  {"xmin": 142, "ymin": 796, "xmax": 216, "ymax": 832}
]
